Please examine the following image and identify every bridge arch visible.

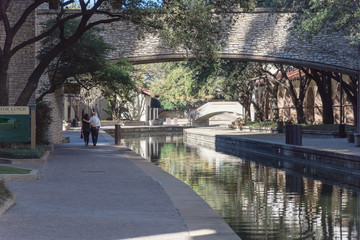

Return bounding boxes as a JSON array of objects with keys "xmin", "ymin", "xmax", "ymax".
[
  {"xmin": 80, "ymin": 9, "xmax": 360, "ymax": 75},
  {"xmin": 191, "ymin": 102, "xmax": 244, "ymax": 126},
  {"xmin": 35, "ymin": 9, "xmax": 360, "ymax": 74}
]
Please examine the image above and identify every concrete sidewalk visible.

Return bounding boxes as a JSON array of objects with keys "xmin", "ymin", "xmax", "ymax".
[{"xmin": 0, "ymin": 129, "xmax": 239, "ymax": 240}]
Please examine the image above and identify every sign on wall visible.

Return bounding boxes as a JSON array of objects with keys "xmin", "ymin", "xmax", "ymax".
[{"xmin": 0, "ymin": 106, "xmax": 31, "ymax": 143}]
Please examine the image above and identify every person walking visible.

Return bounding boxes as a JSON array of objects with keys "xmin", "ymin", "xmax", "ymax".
[
  {"xmin": 81, "ymin": 113, "xmax": 91, "ymax": 147},
  {"xmin": 89, "ymin": 111, "xmax": 101, "ymax": 146}
]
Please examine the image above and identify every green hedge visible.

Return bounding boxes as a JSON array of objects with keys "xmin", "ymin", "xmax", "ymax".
[{"xmin": 0, "ymin": 147, "xmax": 44, "ymax": 159}]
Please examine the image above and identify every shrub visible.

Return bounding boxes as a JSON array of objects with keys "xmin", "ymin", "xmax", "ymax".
[{"xmin": 0, "ymin": 147, "xmax": 44, "ymax": 159}]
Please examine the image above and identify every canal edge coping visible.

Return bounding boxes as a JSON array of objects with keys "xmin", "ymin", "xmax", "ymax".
[{"xmin": 184, "ymin": 129, "xmax": 360, "ymax": 175}]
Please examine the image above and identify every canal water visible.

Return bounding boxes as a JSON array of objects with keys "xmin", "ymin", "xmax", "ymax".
[{"xmin": 121, "ymin": 132, "xmax": 359, "ymax": 240}]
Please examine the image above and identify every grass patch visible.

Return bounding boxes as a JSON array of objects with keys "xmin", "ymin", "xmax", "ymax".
[
  {"xmin": 0, "ymin": 166, "xmax": 31, "ymax": 174},
  {"xmin": 0, "ymin": 147, "xmax": 44, "ymax": 159}
]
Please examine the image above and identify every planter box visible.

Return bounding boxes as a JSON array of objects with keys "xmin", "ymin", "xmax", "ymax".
[
  {"xmin": 276, "ymin": 122, "xmax": 284, "ymax": 133},
  {"xmin": 354, "ymin": 133, "xmax": 360, "ymax": 147},
  {"xmin": 149, "ymin": 120, "xmax": 164, "ymax": 126}
]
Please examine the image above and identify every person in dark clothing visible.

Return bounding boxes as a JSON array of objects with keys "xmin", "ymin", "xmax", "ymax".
[{"xmin": 82, "ymin": 113, "xmax": 91, "ymax": 147}]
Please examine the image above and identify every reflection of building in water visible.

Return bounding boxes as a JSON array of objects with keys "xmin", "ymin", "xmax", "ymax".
[
  {"xmin": 147, "ymin": 136, "xmax": 159, "ymax": 161},
  {"xmin": 122, "ymin": 137, "xmax": 159, "ymax": 161},
  {"xmin": 285, "ymin": 173, "xmax": 303, "ymax": 195},
  {"xmin": 122, "ymin": 134, "xmax": 183, "ymax": 162}
]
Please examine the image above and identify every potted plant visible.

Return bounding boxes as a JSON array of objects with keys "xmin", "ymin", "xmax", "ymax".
[
  {"xmin": 354, "ymin": 132, "xmax": 360, "ymax": 147},
  {"xmin": 62, "ymin": 120, "xmax": 70, "ymax": 131},
  {"xmin": 276, "ymin": 118, "xmax": 284, "ymax": 133},
  {"xmin": 240, "ymin": 118, "xmax": 246, "ymax": 126},
  {"xmin": 149, "ymin": 119, "xmax": 163, "ymax": 126},
  {"xmin": 234, "ymin": 119, "xmax": 241, "ymax": 130}
]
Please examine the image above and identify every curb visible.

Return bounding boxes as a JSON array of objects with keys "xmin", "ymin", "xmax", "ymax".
[
  {"xmin": 0, "ymin": 179, "xmax": 15, "ymax": 215},
  {"xmin": 0, "ymin": 169, "xmax": 39, "ymax": 182},
  {"xmin": 0, "ymin": 194, "xmax": 15, "ymax": 215},
  {"xmin": 0, "ymin": 150, "xmax": 51, "ymax": 164}
]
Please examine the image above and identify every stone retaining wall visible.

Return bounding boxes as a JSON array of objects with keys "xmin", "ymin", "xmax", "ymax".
[{"xmin": 184, "ymin": 130, "xmax": 360, "ymax": 175}]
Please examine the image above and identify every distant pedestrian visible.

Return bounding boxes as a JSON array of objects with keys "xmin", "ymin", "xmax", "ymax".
[
  {"xmin": 81, "ymin": 113, "xmax": 91, "ymax": 147},
  {"xmin": 89, "ymin": 111, "xmax": 101, "ymax": 146}
]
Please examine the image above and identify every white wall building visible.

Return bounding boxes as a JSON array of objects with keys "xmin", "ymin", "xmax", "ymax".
[{"xmin": 63, "ymin": 87, "xmax": 161, "ymax": 125}]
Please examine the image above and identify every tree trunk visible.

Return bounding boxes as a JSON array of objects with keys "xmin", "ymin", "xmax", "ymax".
[
  {"xmin": 266, "ymin": 80, "xmax": 279, "ymax": 121},
  {"xmin": 295, "ymin": 101, "xmax": 306, "ymax": 124},
  {"xmin": 0, "ymin": 72, "xmax": 9, "ymax": 106},
  {"xmin": 0, "ymin": 58, "xmax": 10, "ymax": 106},
  {"xmin": 241, "ymin": 100, "xmax": 251, "ymax": 121},
  {"xmin": 319, "ymin": 72, "xmax": 334, "ymax": 124},
  {"xmin": 303, "ymin": 68, "xmax": 334, "ymax": 124},
  {"xmin": 252, "ymin": 101, "xmax": 263, "ymax": 121}
]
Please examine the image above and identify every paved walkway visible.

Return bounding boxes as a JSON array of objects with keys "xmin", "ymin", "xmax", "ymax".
[{"xmin": 0, "ymin": 129, "xmax": 239, "ymax": 240}]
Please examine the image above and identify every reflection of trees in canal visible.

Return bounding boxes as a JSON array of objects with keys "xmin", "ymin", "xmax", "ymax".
[
  {"xmin": 155, "ymin": 142, "xmax": 359, "ymax": 240},
  {"xmin": 122, "ymin": 134, "xmax": 359, "ymax": 239}
]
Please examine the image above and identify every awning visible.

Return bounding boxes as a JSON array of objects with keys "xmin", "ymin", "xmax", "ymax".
[{"xmin": 151, "ymin": 98, "xmax": 161, "ymax": 108}]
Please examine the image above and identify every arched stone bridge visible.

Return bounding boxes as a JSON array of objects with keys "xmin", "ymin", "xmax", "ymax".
[
  {"xmin": 191, "ymin": 102, "xmax": 244, "ymax": 126},
  {"xmin": 37, "ymin": 9, "xmax": 360, "ymax": 75}
]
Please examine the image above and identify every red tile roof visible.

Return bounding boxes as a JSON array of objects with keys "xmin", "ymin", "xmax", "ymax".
[
  {"xmin": 137, "ymin": 87, "xmax": 152, "ymax": 96},
  {"xmin": 276, "ymin": 68, "xmax": 306, "ymax": 80}
]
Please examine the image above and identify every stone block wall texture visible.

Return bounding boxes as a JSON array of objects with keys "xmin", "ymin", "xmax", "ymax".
[
  {"xmin": 0, "ymin": 2, "xmax": 63, "ymax": 143},
  {"xmin": 35, "ymin": 5, "xmax": 65, "ymax": 143},
  {"xmin": 1, "ymin": 0, "xmax": 36, "ymax": 105},
  {"xmin": 35, "ymin": 9, "xmax": 360, "ymax": 74},
  {"xmin": 82, "ymin": 10, "xmax": 358, "ymax": 74}
]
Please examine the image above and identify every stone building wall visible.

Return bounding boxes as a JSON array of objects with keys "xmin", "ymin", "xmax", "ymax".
[
  {"xmin": 0, "ymin": 2, "xmax": 64, "ymax": 143},
  {"xmin": 261, "ymin": 78, "xmax": 355, "ymax": 125},
  {"xmin": 35, "ymin": 6, "xmax": 64, "ymax": 143},
  {"xmin": 1, "ymin": 0, "xmax": 36, "ymax": 105}
]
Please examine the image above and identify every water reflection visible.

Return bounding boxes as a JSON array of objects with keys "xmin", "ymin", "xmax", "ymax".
[{"xmin": 122, "ymin": 133, "xmax": 359, "ymax": 240}]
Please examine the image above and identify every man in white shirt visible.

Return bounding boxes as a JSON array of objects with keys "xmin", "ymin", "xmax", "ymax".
[{"xmin": 89, "ymin": 112, "xmax": 101, "ymax": 146}]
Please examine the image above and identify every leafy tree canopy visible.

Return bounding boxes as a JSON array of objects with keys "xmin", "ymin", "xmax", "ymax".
[
  {"xmin": 39, "ymin": 19, "xmax": 112, "ymax": 78},
  {"xmin": 149, "ymin": 61, "xmax": 220, "ymax": 111},
  {"xmin": 277, "ymin": 0, "xmax": 360, "ymax": 45},
  {"xmin": 0, "ymin": 0, "xmax": 259, "ymax": 106}
]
